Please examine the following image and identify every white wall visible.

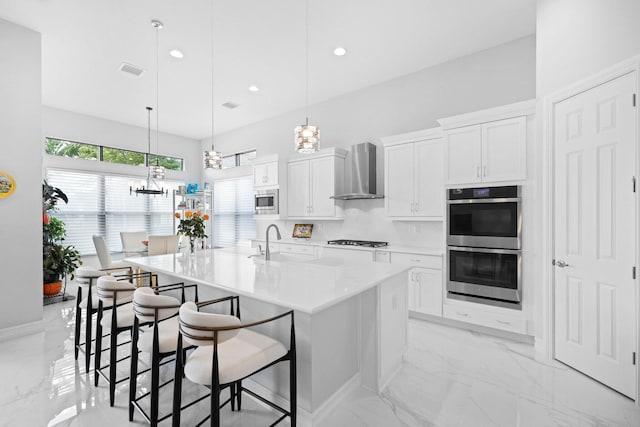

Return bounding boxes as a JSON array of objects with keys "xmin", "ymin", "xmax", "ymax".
[
  {"xmin": 203, "ymin": 35, "xmax": 536, "ymax": 247},
  {"xmin": 536, "ymin": 0, "xmax": 640, "ymax": 97},
  {"xmin": 0, "ymin": 19, "xmax": 43, "ymax": 330},
  {"xmin": 534, "ymin": 0, "xmax": 640, "ymax": 342},
  {"xmin": 43, "ymin": 107, "xmax": 202, "ymax": 183}
]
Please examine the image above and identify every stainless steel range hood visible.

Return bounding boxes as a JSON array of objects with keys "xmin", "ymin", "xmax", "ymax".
[{"xmin": 331, "ymin": 142, "xmax": 384, "ymax": 200}]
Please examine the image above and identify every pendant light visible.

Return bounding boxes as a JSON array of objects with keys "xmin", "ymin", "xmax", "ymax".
[
  {"xmin": 150, "ymin": 19, "xmax": 166, "ymax": 179},
  {"xmin": 203, "ymin": 0, "xmax": 222, "ymax": 169},
  {"xmin": 294, "ymin": 0, "xmax": 319, "ymax": 153},
  {"xmin": 130, "ymin": 20, "xmax": 167, "ymax": 196},
  {"xmin": 130, "ymin": 106, "xmax": 168, "ymax": 196}
]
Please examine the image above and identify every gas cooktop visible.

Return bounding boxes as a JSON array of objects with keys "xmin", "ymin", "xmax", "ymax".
[{"xmin": 327, "ymin": 239, "xmax": 389, "ymax": 248}]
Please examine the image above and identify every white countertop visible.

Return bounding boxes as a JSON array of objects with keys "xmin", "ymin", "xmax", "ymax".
[{"xmin": 125, "ymin": 247, "xmax": 410, "ymax": 314}]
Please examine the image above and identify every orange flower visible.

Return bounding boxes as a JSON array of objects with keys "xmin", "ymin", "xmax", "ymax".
[
  {"xmin": 185, "ymin": 211, "xmax": 193, "ymax": 218},
  {"xmin": 174, "ymin": 212, "xmax": 181, "ymax": 218},
  {"xmin": 194, "ymin": 211, "xmax": 201, "ymax": 217},
  {"xmin": 203, "ymin": 214, "xmax": 209, "ymax": 220}
]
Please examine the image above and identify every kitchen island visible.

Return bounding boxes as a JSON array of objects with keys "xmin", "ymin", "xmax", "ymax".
[{"xmin": 126, "ymin": 248, "xmax": 410, "ymax": 426}]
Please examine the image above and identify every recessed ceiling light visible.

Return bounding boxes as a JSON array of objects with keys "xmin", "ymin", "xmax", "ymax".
[
  {"xmin": 333, "ymin": 47, "xmax": 347, "ymax": 56},
  {"xmin": 248, "ymin": 85, "xmax": 260, "ymax": 92},
  {"xmin": 169, "ymin": 49, "xmax": 184, "ymax": 59}
]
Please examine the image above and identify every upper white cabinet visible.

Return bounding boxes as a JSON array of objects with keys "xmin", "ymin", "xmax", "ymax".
[
  {"xmin": 253, "ymin": 155, "xmax": 279, "ymax": 188},
  {"xmin": 439, "ymin": 100, "xmax": 534, "ymax": 186},
  {"xmin": 287, "ymin": 148, "xmax": 347, "ymax": 218},
  {"xmin": 382, "ymin": 128, "xmax": 444, "ymax": 220}
]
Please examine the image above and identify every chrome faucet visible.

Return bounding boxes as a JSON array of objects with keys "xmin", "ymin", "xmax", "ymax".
[{"xmin": 265, "ymin": 224, "xmax": 281, "ymax": 260}]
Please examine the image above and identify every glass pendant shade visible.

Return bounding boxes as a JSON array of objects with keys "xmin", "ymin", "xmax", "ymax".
[
  {"xmin": 294, "ymin": 121, "xmax": 320, "ymax": 153},
  {"xmin": 203, "ymin": 149, "xmax": 222, "ymax": 169},
  {"xmin": 150, "ymin": 164, "xmax": 165, "ymax": 179}
]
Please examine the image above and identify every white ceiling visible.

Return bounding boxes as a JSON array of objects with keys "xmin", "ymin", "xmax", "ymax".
[{"xmin": 0, "ymin": 0, "xmax": 536, "ymax": 140}]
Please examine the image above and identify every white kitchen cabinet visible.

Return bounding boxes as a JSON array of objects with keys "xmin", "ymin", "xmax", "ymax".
[
  {"xmin": 442, "ymin": 301, "xmax": 527, "ymax": 335},
  {"xmin": 253, "ymin": 160, "xmax": 278, "ymax": 188},
  {"xmin": 382, "ymin": 128, "xmax": 444, "ymax": 220},
  {"xmin": 408, "ymin": 268, "xmax": 443, "ymax": 317},
  {"xmin": 287, "ymin": 148, "xmax": 346, "ymax": 218},
  {"xmin": 386, "ymin": 251, "xmax": 444, "ymax": 318},
  {"xmin": 445, "ymin": 116, "xmax": 527, "ymax": 185}
]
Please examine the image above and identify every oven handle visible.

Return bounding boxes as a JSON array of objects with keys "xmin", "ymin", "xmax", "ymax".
[
  {"xmin": 448, "ymin": 246, "xmax": 522, "ymax": 255},
  {"xmin": 448, "ymin": 197, "xmax": 521, "ymax": 204}
]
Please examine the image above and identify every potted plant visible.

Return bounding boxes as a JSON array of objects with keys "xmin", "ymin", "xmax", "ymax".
[{"xmin": 42, "ymin": 180, "xmax": 82, "ymax": 295}]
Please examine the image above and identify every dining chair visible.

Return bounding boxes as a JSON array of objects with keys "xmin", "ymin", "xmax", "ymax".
[
  {"xmin": 172, "ymin": 297, "xmax": 297, "ymax": 427},
  {"xmin": 93, "ymin": 235, "xmax": 131, "ymax": 271},
  {"xmin": 120, "ymin": 231, "xmax": 149, "ymax": 256},
  {"xmin": 148, "ymin": 234, "xmax": 180, "ymax": 256}
]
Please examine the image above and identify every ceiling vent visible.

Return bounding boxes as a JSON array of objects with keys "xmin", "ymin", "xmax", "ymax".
[
  {"xmin": 222, "ymin": 102, "xmax": 240, "ymax": 110},
  {"xmin": 119, "ymin": 62, "xmax": 145, "ymax": 77}
]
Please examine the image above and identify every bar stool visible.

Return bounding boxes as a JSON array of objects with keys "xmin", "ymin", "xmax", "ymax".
[
  {"xmin": 74, "ymin": 266, "xmax": 108, "ymax": 373},
  {"xmin": 172, "ymin": 297, "xmax": 297, "ymax": 427},
  {"xmin": 94, "ymin": 274, "xmax": 138, "ymax": 406},
  {"xmin": 129, "ymin": 283, "xmax": 199, "ymax": 426}
]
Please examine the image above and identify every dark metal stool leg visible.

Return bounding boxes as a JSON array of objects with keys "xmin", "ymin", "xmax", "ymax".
[
  {"xmin": 129, "ymin": 317, "xmax": 139, "ymax": 421},
  {"xmin": 94, "ymin": 302, "xmax": 104, "ymax": 387},
  {"xmin": 74, "ymin": 286, "xmax": 82, "ymax": 360}
]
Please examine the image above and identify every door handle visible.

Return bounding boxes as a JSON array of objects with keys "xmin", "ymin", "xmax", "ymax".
[
  {"xmin": 483, "ymin": 166, "xmax": 487, "ymax": 177},
  {"xmin": 553, "ymin": 259, "xmax": 570, "ymax": 268},
  {"xmin": 477, "ymin": 166, "xmax": 480, "ymax": 178}
]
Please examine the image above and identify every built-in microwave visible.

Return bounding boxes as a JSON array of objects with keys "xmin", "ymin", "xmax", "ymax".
[
  {"xmin": 447, "ymin": 186, "xmax": 521, "ymax": 250},
  {"xmin": 254, "ymin": 189, "xmax": 279, "ymax": 215}
]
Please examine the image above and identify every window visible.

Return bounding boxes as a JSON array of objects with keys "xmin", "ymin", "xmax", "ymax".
[
  {"xmin": 222, "ymin": 149, "xmax": 256, "ymax": 169},
  {"xmin": 213, "ymin": 175, "xmax": 256, "ymax": 248},
  {"xmin": 149, "ymin": 154, "xmax": 183, "ymax": 171},
  {"xmin": 45, "ymin": 138, "xmax": 99, "ymax": 160},
  {"xmin": 44, "ymin": 137, "xmax": 184, "ymax": 171},
  {"xmin": 103, "ymin": 147, "xmax": 145, "ymax": 166},
  {"xmin": 46, "ymin": 169, "xmax": 180, "ymax": 255}
]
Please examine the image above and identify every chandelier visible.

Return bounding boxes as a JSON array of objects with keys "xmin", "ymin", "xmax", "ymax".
[
  {"xmin": 294, "ymin": 0, "xmax": 319, "ymax": 153},
  {"xmin": 130, "ymin": 106, "xmax": 168, "ymax": 196}
]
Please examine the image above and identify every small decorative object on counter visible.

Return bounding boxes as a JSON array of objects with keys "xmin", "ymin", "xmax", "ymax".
[
  {"xmin": 292, "ymin": 223, "xmax": 313, "ymax": 239},
  {"xmin": 175, "ymin": 210, "xmax": 209, "ymax": 254}
]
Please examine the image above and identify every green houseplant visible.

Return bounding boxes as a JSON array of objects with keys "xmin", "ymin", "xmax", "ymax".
[{"xmin": 43, "ymin": 180, "xmax": 81, "ymax": 295}]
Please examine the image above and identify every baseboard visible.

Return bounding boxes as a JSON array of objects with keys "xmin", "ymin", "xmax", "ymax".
[
  {"xmin": 0, "ymin": 319, "xmax": 45, "ymax": 342},
  {"xmin": 242, "ymin": 373, "xmax": 361, "ymax": 427}
]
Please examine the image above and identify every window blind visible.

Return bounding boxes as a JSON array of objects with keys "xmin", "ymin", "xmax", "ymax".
[
  {"xmin": 213, "ymin": 175, "xmax": 256, "ymax": 248},
  {"xmin": 47, "ymin": 169, "xmax": 180, "ymax": 255}
]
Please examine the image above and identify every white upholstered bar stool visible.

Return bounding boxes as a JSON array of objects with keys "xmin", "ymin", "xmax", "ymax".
[
  {"xmin": 95, "ymin": 275, "xmax": 137, "ymax": 406},
  {"xmin": 74, "ymin": 266, "xmax": 108, "ymax": 373},
  {"xmin": 129, "ymin": 283, "xmax": 198, "ymax": 426},
  {"xmin": 172, "ymin": 298, "xmax": 297, "ymax": 427}
]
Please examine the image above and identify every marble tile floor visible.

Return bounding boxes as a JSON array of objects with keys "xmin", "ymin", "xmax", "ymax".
[{"xmin": 1, "ymin": 298, "xmax": 639, "ymax": 426}]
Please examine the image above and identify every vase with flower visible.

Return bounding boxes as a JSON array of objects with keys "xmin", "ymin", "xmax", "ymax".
[{"xmin": 175, "ymin": 210, "xmax": 209, "ymax": 254}]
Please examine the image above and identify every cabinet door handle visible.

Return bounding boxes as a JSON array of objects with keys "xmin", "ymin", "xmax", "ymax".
[
  {"xmin": 496, "ymin": 320, "xmax": 511, "ymax": 325},
  {"xmin": 262, "ymin": 176, "xmax": 267, "ymax": 183},
  {"xmin": 414, "ymin": 201, "xmax": 419, "ymax": 212},
  {"xmin": 476, "ymin": 166, "xmax": 480, "ymax": 178},
  {"xmin": 410, "ymin": 259, "xmax": 421, "ymax": 263},
  {"xmin": 456, "ymin": 311, "xmax": 469, "ymax": 317},
  {"xmin": 483, "ymin": 166, "xmax": 487, "ymax": 177}
]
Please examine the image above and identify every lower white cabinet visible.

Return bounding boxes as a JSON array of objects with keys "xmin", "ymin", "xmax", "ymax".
[
  {"xmin": 320, "ymin": 246, "xmax": 374, "ymax": 262},
  {"xmin": 442, "ymin": 301, "xmax": 527, "ymax": 335},
  {"xmin": 408, "ymin": 268, "xmax": 442, "ymax": 317}
]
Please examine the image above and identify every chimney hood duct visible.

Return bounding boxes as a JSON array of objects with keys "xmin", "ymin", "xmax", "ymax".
[{"xmin": 331, "ymin": 142, "xmax": 384, "ymax": 200}]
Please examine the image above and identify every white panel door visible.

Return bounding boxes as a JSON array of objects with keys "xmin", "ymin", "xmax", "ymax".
[
  {"xmin": 287, "ymin": 160, "xmax": 310, "ymax": 217},
  {"xmin": 481, "ymin": 116, "xmax": 526, "ymax": 182},
  {"xmin": 554, "ymin": 72, "xmax": 637, "ymax": 399},
  {"xmin": 385, "ymin": 143, "xmax": 415, "ymax": 216},
  {"xmin": 415, "ymin": 138, "xmax": 444, "ymax": 217},
  {"xmin": 310, "ymin": 156, "xmax": 335, "ymax": 217},
  {"xmin": 446, "ymin": 125, "xmax": 482, "ymax": 184}
]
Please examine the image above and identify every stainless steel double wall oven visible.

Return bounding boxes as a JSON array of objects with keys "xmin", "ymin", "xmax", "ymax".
[{"xmin": 447, "ymin": 186, "xmax": 522, "ymax": 309}]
